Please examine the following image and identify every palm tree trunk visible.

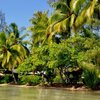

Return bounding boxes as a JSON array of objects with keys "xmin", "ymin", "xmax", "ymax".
[{"xmin": 12, "ymin": 70, "xmax": 17, "ymax": 84}]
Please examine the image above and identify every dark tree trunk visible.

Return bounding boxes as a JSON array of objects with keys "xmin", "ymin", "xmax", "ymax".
[{"xmin": 58, "ymin": 67, "xmax": 66, "ymax": 86}]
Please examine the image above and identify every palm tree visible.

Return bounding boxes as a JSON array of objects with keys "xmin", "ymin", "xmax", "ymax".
[
  {"xmin": 5, "ymin": 23, "xmax": 29, "ymax": 46},
  {"xmin": 46, "ymin": 0, "xmax": 97, "ymax": 43},
  {"xmin": 0, "ymin": 31, "xmax": 27, "ymax": 68},
  {"xmin": 0, "ymin": 32, "xmax": 27, "ymax": 83},
  {"xmin": 28, "ymin": 11, "xmax": 49, "ymax": 47},
  {"xmin": 0, "ymin": 23, "xmax": 30, "ymax": 83},
  {"xmin": 4, "ymin": 23, "xmax": 30, "ymax": 55}
]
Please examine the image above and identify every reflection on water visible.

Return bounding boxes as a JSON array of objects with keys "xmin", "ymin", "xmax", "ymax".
[{"xmin": 0, "ymin": 86, "xmax": 100, "ymax": 100}]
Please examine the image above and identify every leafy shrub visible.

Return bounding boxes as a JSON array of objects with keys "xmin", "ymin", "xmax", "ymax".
[
  {"xmin": 82, "ymin": 69, "xmax": 100, "ymax": 89},
  {"xmin": 17, "ymin": 56, "xmax": 34, "ymax": 74},
  {"xmin": 0, "ymin": 74, "xmax": 13, "ymax": 83},
  {"xmin": 19, "ymin": 75, "xmax": 41, "ymax": 86},
  {"xmin": 53, "ymin": 75, "xmax": 62, "ymax": 83}
]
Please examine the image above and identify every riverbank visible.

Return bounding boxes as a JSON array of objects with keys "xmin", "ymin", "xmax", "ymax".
[{"xmin": 0, "ymin": 83, "xmax": 99, "ymax": 91}]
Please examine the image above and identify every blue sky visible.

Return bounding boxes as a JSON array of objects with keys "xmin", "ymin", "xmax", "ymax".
[{"xmin": 0, "ymin": 0, "xmax": 52, "ymax": 28}]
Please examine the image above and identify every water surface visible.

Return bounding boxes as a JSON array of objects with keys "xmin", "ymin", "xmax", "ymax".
[{"xmin": 0, "ymin": 86, "xmax": 100, "ymax": 100}]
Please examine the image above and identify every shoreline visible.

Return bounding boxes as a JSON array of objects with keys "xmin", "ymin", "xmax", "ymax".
[{"xmin": 0, "ymin": 83, "xmax": 95, "ymax": 91}]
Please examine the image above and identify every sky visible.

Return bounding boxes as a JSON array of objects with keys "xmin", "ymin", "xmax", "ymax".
[{"xmin": 0, "ymin": 0, "xmax": 52, "ymax": 28}]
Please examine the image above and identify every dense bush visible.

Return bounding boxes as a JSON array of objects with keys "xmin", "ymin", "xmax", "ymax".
[
  {"xmin": 0, "ymin": 74, "xmax": 13, "ymax": 83},
  {"xmin": 18, "ymin": 75, "xmax": 41, "ymax": 86},
  {"xmin": 82, "ymin": 69, "xmax": 100, "ymax": 89},
  {"xmin": 53, "ymin": 75, "xmax": 62, "ymax": 83},
  {"xmin": 17, "ymin": 56, "xmax": 34, "ymax": 74}
]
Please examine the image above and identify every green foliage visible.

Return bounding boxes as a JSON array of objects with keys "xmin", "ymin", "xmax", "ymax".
[
  {"xmin": 32, "ymin": 45, "xmax": 49, "ymax": 71},
  {"xmin": 47, "ymin": 0, "xmax": 97, "ymax": 43},
  {"xmin": 0, "ymin": 23, "xmax": 29, "ymax": 71},
  {"xmin": 53, "ymin": 75, "xmax": 62, "ymax": 83},
  {"xmin": 17, "ymin": 56, "xmax": 34, "ymax": 74},
  {"xmin": 19, "ymin": 75, "xmax": 41, "ymax": 85},
  {"xmin": 48, "ymin": 36, "xmax": 84, "ymax": 69},
  {"xmin": 48, "ymin": 43, "xmax": 70, "ymax": 68},
  {"xmin": 17, "ymin": 56, "xmax": 43, "ymax": 85},
  {"xmin": 82, "ymin": 69, "xmax": 100, "ymax": 89},
  {"xmin": 28, "ymin": 11, "xmax": 49, "ymax": 47},
  {"xmin": 78, "ymin": 38, "xmax": 100, "ymax": 69},
  {"xmin": 0, "ymin": 0, "xmax": 99, "ymax": 89},
  {"xmin": 0, "ymin": 32, "xmax": 27, "ymax": 70},
  {"xmin": 0, "ymin": 74, "xmax": 13, "ymax": 83},
  {"xmin": 46, "ymin": 37, "xmax": 84, "ymax": 84},
  {"xmin": 77, "ymin": 34, "xmax": 100, "ymax": 89}
]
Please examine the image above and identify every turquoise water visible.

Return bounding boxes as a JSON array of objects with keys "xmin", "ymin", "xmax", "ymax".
[{"xmin": 0, "ymin": 86, "xmax": 100, "ymax": 100}]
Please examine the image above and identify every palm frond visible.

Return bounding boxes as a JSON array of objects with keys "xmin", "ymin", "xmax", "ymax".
[
  {"xmin": 6, "ymin": 51, "xmax": 12, "ymax": 63},
  {"xmin": 2, "ymin": 54, "xmax": 7, "ymax": 67},
  {"xmin": 70, "ymin": 0, "xmax": 86, "ymax": 14},
  {"xmin": 51, "ymin": 1, "xmax": 70, "ymax": 13},
  {"xmin": 49, "ymin": 11, "xmax": 67, "ymax": 24},
  {"xmin": 0, "ymin": 32, "xmax": 7, "ymax": 46},
  {"xmin": 74, "ymin": 0, "xmax": 97, "ymax": 32}
]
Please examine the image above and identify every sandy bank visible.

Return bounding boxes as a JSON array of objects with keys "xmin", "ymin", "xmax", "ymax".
[{"xmin": 0, "ymin": 83, "xmax": 91, "ymax": 91}]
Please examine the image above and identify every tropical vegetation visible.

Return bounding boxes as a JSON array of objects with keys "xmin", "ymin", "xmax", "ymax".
[{"xmin": 0, "ymin": 0, "xmax": 100, "ymax": 90}]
